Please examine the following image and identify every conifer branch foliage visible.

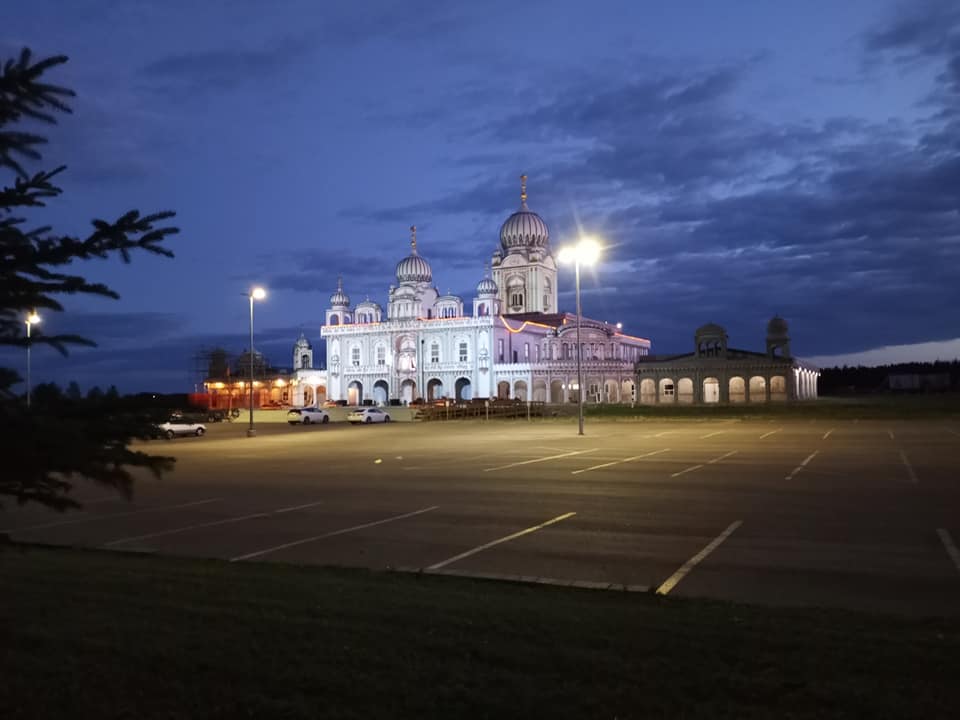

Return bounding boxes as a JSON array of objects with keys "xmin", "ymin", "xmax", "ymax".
[{"xmin": 0, "ymin": 49, "xmax": 179, "ymax": 511}]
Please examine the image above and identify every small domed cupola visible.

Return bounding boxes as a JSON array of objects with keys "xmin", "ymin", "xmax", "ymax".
[
  {"xmin": 766, "ymin": 315, "xmax": 791, "ymax": 358},
  {"xmin": 295, "ymin": 331, "xmax": 312, "ymax": 349},
  {"xmin": 329, "ymin": 276, "xmax": 350, "ymax": 307},
  {"xmin": 477, "ymin": 265, "xmax": 498, "ymax": 296},
  {"xmin": 499, "ymin": 174, "xmax": 549, "ymax": 254},
  {"xmin": 395, "ymin": 224, "xmax": 433, "ymax": 284},
  {"xmin": 767, "ymin": 315, "xmax": 789, "ymax": 337}
]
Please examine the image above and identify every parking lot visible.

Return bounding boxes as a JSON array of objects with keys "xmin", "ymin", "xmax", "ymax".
[{"xmin": 4, "ymin": 417, "xmax": 960, "ymax": 615}]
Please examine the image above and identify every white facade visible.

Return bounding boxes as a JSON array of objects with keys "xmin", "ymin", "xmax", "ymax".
[{"xmin": 310, "ymin": 177, "xmax": 650, "ymax": 406}]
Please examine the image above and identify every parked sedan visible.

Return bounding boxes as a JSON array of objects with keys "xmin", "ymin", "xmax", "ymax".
[
  {"xmin": 158, "ymin": 417, "xmax": 206, "ymax": 439},
  {"xmin": 347, "ymin": 407, "xmax": 391, "ymax": 424},
  {"xmin": 287, "ymin": 407, "xmax": 330, "ymax": 425}
]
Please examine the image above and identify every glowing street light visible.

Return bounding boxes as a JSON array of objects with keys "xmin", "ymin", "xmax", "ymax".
[
  {"xmin": 25, "ymin": 311, "xmax": 41, "ymax": 409},
  {"xmin": 246, "ymin": 286, "xmax": 266, "ymax": 437},
  {"xmin": 557, "ymin": 237, "xmax": 602, "ymax": 436}
]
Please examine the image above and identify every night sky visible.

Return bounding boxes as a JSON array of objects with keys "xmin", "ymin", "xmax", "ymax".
[{"xmin": 4, "ymin": 0, "xmax": 959, "ymax": 393}]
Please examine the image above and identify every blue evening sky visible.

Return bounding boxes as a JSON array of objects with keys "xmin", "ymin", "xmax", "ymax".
[{"xmin": 4, "ymin": 0, "xmax": 959, "ymax": 392}]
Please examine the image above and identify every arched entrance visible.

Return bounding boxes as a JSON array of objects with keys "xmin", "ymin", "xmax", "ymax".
[
  {"xmin": 729, "ymin": 376, "xmax": 745, "ymax": 404},
  {"xmin": 640, "ymin": 378, "xmax": 656, "ymax": 404},
  {"xmin": 427, "ymin": 378, "xmax": 444, "ymax": 401},
  {"xmin": 302, "ymin": 385, "xmax": 314, "ymax": 406},
  {"xmin": 497, "ymin": 381, "xmax": 510, "ymax": 399},
  {"xmin": 550, "ymin": 379, "xmax": 564, "ymax": 403},
  {"xmin": 373, "ymin": 380, "xmax": 389, "ymax": 406},
  {"xmin": 604, "ymin": 379, "xmax": 619, "ymax": 403},
  {"xmin": 455, "ymin": 377, "xmax": 472, "ymax": 401},
  {"xmin": 513, "ymin": 380, "xmax": 528, "ymax": 400},
  {"xmin": 400, "ymin": 379, "xmax": 416, "ymax": 404},
  {"xmin": 532, "ymin": 379, "xmax": 547, "ymax": 402},
  {"xmin": 347, "ymin": 380, "xmax": 363, "ymax": 405},
  {"xmin": 621, "ymin": 379, "xmax": 635, "ymax": 404},
  {"xmin": 749, "ymin": 376, "xmax": 766, "ymax": 403},
  {"xmin": 658, "ymin": 378, "xmax": 675, "ymax": 402},
  {"xmin": 703, "ymin": 377, "xmax": 720, "ymax": 404},
  {"xmin": 677, "ymin": 378, "xmax": 694, "ymax": 404},
  {"xmin": 770, "ymin": 375, "xmax": 787, "ymax": 402}
]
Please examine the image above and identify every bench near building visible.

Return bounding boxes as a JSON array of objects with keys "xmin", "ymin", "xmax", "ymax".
[{"xmin": 634, "ymin": 317, "xmax": 819, "ymax": 404}]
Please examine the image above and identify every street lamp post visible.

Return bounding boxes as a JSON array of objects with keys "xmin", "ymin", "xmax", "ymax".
[
  {"xmin": 247, "ymin": 287, "xmax": 266, "ymax": 437},
  {"xmin": 557, "ymin": 238, "xmax": 601, "ymax": 436},
  {"xmin": 25, "ymin": 311, "xmax": 41, "ymax": 409}
]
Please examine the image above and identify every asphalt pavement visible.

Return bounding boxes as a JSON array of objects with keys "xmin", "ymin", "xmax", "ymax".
[{"xmin": 4, "ymin": 416, "xmax": 959, "ymax": 615}]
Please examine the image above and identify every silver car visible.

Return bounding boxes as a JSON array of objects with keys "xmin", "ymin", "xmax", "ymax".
[
  {"xmin": 158, "ymin": 417, "xmax": 206, "ymax": 439},
  {"xmin": 287, "ymin": 407, "xmax": 330, "ymax": 425},
  {"xmin": 346, "ymin": 407, "xmax": 391, "ymax": 424}
]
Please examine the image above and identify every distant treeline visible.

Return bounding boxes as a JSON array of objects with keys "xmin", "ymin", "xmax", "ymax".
[{"xmin": 819, "ymin": 360, "xmax": 960, "ymax": 394}]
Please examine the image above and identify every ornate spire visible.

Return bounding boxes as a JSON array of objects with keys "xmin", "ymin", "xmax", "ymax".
[
  {"xmin": 410, "ymin": 225, "xmax": 417, "ymax": 254},
  {"xmin": 520, "ymin": 174, "xmax": 528, "ymax": 208},
  {"xmin": 336, "ymin": 274, "xmax": 343, "ymax": 290}
]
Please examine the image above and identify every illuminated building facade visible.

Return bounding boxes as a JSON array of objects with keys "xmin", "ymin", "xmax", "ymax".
[{"xmin": 315, "ymin": 177, "xmax": 650, "ymax": 406}]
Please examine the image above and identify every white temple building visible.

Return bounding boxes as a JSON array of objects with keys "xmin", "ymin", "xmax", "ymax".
[{"xmin": 292, "ymin": 177, "xmax": 650, "ymax": 407}]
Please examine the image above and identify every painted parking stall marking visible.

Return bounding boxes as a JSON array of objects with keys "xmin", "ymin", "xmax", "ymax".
[
  {"xmin": 899, "ymin": 450, "xmax": 919, "ymax": 484},
  {"xmin": 103, "ymin": 500, "xmax": 325, "ymax": 547},
  {"xmin": 656, "ymin": 520, "xmax": 743, "ymax": 595},
  {"xmin": 759, "ymin": 428, "xmax": 782, "ymax": 439},
  {"xmin": 230, "ymin": 506, "xmax": 439, "ymax": 562},
  {"xmin": 483, "ymin": 449, "xmax": 596, "ymax": 473},
  {"xmin": 785, "ymin": 451, "xmax": 819, "ymax": 480},
  {"xmin": 888, "ymin": 429, "xmax": 896, "ymax": 441},
  {"xmin": 2, "ymin": 498, "xmax": 221, "ymax": 534},
  {"xmin": 699, "ymin": 430, "xmax": 725, "ymax": 439},
  {"xmin": 571, "ymin": 448, "xmax": 670, "ymax": 475},
  {"xmin": 427, "ymin": 512, "xmax": 576, "ymax": 571},
  {"xmin": 937, "ymin": 529, "xmax": 960, "ymax": 575},
  {"xmin": 822, "ymin": 428, "xmax": 835, "ymax": 440},
  {"xmin": 671, "ymin": 450, "xmax": 738, "ymax": 478}
]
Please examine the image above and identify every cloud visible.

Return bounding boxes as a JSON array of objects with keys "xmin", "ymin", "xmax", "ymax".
[{"xmin": 808, "ymin": 337, "xmax": 960, "ymax": 367}]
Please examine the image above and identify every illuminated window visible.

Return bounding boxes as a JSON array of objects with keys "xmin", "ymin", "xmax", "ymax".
[
  {"xmin": 459, "ymin": 342, "xmax": 468, "ymax": 362},
  {"xmin": 524, "ymin": 343, "xmax": 529, "ymax": 360}
]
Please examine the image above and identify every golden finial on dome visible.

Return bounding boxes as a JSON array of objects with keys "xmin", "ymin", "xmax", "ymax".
[
  {"xmin": 520, "ymin": 174, "xmax": 528, "ymax": 206},
  {"xmin": 410, "ymin": 225, "xmax": 417, "ymax": 253}
]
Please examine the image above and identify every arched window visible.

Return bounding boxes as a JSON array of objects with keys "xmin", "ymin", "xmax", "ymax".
[
  {"xmin": 301, "ymin": 353, "xmax": 310, "ymax": 368},
  {"xmin": 430, "ymin": 342, "xmax": 440, "ymax": 363},
  {"xmin": 329, "ymin": 314, "xmax": 340, "ymax": 325},
  {"xmin": 376, "ymin": 346, "xmax": 386, "ymax": 365}
]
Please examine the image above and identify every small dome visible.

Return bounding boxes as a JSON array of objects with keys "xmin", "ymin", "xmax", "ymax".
[
  {"xmin": 499, "ymin": 174, "xmax": 549, "ymax": 253},
  {"xmin": 295, "ymin": 332, "xmax": 312, "ymax": 349},
  {"xmin": 767, "ymin": 315, "xmax": 789, "ymax": 336},
  {"xmin": 695, "ymin": 322, "xmax": 727, "ymax": 338},
  {"xmin": 396, "ymin": 224, "xmax": 433, "ymax": 284},
  {"xmin": 476, "ymin": 276, "xmax": 498, "ymax": 295},
  {"xmin": 329, "ymin": 276, "xmax": 350, "ymax": 307}
]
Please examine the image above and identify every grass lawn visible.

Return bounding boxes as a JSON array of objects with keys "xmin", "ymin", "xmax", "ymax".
[{"xmin": 2, "ymin": 545, "xmax": 958, "ymax": 719}]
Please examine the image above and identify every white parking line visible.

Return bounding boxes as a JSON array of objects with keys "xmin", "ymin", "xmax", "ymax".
[
  {"xmin": 785, "ymin": 451, "xmax": 819, "ymax": 480},
  {"xmin": 699, "ymin": 431, "xmax": 725, "ymax": 439},
  {"xmin": 656, "ymin": 520, "xmax": 743, "ymax": 595},
  {"xmin": 230, "ymin": 506, "xmax": 439, "ymax": 562},
  {"xmin": 571, "ymin": 448, "xmax": 670, "ymax": 475},
  {"xmin": 274, "ymin": 501, "xmax": 325, "ymax": 514},
  {"xmin": 104, "ymin": 512, "xmax": 269, "ymax": 547},
  {"xmin": 671, "ymin": 450, "xmax": 737, "ymax": 479},
  {"xmin": 483, "ymin": 449, "xmax": 596, "ymax": 472},
  {"xmin": 888, "ymin": 429, "xmax": 895, "ymax": 441},
  {"xmin": 822, "ymin": 428, "xmax": 835, "ymax": 440},
  {"xmin": 427, "ymin": 512, "xmax": 576, "ymax": 571},
  {"xmin": 759, "ymin": 428, "xmax": 782, "ymax": 439},
  {"xmin": 2, "ymin": 498, "xmax": 221, "ymax": 533},
  {"xmin": 899, "ymin": 450, "xmax": 919, "ymax": 484},
  {"xmin": 937, "ymin": 529, "xmax": 960, "ymax": 575}
]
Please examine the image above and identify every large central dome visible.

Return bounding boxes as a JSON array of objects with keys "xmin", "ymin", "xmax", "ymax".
[
  {"xmin": 396, "ymin": 225, "xmax": 433, "ymax": 284},
  {"xmin": 500, "ymin": 174, "xmax": 549, "ymax": 253}
]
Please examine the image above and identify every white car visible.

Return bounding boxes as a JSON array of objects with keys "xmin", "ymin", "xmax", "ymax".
[
  {"xmin": 287, "ymin": 407, "xmax": 330, "ymax": 425},
  {"xmin": 347, "ymin": 407, "xmax": 391, "ymax": 424},
  {"xmin": 158, "ymin": 418, "xmax": 206, "ymax": 439}
]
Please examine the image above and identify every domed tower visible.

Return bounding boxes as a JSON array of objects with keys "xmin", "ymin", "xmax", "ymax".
[
  {"xmin": 388, "ymin": 225, "xmax": 439, "ymax": 320},
  {"xmin": 473, "ymin": 265, "xmax": 500, "ymax": 317},
  {"xmin": 492, "ymin": 175, "xmax": 557, "ymax": 315},
  {"xmin": 695, "ymin": 323, "xmax": 728, "ymax": 358},
  {"xmin": 292, "ymin": 332, "xmax": 313, "ymax": 370},
  {"xmin": 766, "ymin": 316, "xmax": 791, "ymax": 358},
  {"xmin": 325, "ymin": 276, "xmax": 352, "ymax": 326}
]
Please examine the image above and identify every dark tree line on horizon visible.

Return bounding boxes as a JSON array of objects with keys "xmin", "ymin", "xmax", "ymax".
[{"xmin": 818, "ymin": 360, "xmax": 960, "ymax": 394}]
